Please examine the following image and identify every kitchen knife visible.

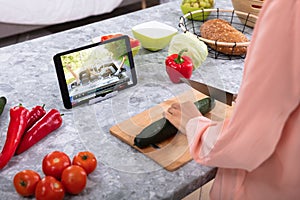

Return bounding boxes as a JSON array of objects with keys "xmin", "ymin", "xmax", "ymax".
[{"xmin": 180, "ymin": 78, "xmax": 235, "ymax": 106}]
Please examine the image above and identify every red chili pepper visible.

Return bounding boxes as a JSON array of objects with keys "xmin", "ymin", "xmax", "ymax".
[
  {"xmin": 25, "ymin": 104, "xmax": 46, "ymax": 131},
  {"xmin": 15, "ymin": 109, "xmax": 63, "ymax": 155},
  {"xmin": 0, "ymin": 105, "xmax": 29, "ymax": 170},
  {"xmin": 165, "ymin": 48, "xmax": 194, "ymax": 83}
]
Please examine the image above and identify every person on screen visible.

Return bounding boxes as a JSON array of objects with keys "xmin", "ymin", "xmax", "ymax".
[
  {"xmin": 164, "ymin": 0, "xmax": 300, "ymax": 199},
  {"xmin": 114, "ymin": 56, "xmax": 127, "ymax": 76},
  {"xmin": 66, "ymin": 64, "xmax": 80, "ymax": 85}
]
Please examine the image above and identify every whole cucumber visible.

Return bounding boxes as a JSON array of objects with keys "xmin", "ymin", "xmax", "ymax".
[
  {"xmin": 134, "ymin": 97, "xmax": 215, "ymax": 148},
  {"xmin": 0, "ymin": 96, "xmax": 7, "ymax": 117},
  {"xmin": 134, "ymin": 118, "xmax": 177, "ymax": 148}
]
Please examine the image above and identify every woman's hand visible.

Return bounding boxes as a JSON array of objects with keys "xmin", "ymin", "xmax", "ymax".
[{"xmin": 164, "ymin": 101, "xmax": 202, "ymax": 134}]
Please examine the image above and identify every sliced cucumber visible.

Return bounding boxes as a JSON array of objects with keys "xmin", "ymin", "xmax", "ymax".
[
  {"xmin": 134, "ymin": 97, "xmax": 215, "ymax": 148},
  {"xmin": 0, "ymin": 96, "xmax": 7, "ymax": 117}
]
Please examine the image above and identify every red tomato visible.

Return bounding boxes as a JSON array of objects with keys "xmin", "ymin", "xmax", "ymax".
[
  {"xmin": 42, "ymin": 151, "xmax": 71, "ymax": 180},
  {"xmin": 101, "ymin": 33, "xmax": 140, "ymax": 48},
  {"xmin": 100, "ymin": 35, "xmax": 111, "ymax": 41},
  {"xmin": 129, "ymin": 38, "xmax": 140, "ymax": 48},
  {"xmin": 35, "ymin": 176, "xmax": 65, "ymax": 200},
  {"xmin": 72, "ymin": 151, "xmax": 97, "ymax": 175},
  {"xmin": 101, "ymin": 33, "xmax": 123, "ymax": 42},
  {"xmin": 13, "ymin": 170, "xmax": 41, "ymax": 197},
  {"xmin": 61, "ymin": 165, "xmax": 87, "ymax": 195}
]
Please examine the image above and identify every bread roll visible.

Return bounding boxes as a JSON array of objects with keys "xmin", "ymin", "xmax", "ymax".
[{"xmin": 200, "ymin": 19, "xmax": 249, "ymax": 55}]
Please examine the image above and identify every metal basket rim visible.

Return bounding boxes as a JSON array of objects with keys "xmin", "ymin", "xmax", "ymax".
[{"xmin": 179, "ymin": 8, "xmax": 258, "ymax": 48}]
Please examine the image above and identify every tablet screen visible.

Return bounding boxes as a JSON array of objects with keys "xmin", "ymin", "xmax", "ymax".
[{"xmin": 54, "ymin": 35, "xmax": 137, "ymax": 109}]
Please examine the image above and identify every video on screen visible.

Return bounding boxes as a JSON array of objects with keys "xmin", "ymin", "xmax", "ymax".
[{"xmin": 59, "ymin": 38, "xmax": 134, "ymax": 106}]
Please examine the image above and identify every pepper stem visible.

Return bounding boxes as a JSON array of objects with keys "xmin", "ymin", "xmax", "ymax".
[{"xmin": 174, "ymin": 48, "xmax": 188, "ymax": 64}]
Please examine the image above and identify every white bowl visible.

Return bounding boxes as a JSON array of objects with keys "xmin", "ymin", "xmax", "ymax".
[{"xmin": 132, "ymin": 21, "xmax": 178, "ymax": 51}]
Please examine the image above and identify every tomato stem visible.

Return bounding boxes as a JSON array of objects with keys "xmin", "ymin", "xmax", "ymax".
[
  {"xmin": 20, "ymin": 180, "xmax": 27, "ymax": 187},
  {"xmin": 82, "ymin": 155, "xmax": 88, "ymax": 160}
]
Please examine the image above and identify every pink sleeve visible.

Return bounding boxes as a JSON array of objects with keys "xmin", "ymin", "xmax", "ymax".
[
  {"xmin": 186, "ymin": 0, "xmax": 300, "ymax": 172},
  {"xmin": 185, "ymin": 116, "xmax": 218, "ymax": 159}
]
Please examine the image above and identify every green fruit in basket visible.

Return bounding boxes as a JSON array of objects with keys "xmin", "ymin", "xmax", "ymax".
[
  {"xmin": 199, "ymin": 1, "xmax": 207, "ymax": 7},
  {"xmin": 181, "ymin": 0, "xmax": 214, "ymax": 21},
  {"xmin": 192, "ymin": 3, "xmax": 200, "ymax": 8},
  {"xmin": 182, "ymin": 3, "xmax": 189, "ymax": 7},
  {"xmin": 168, "ymin": 32, "xmax": 208, "ymax": 70}
]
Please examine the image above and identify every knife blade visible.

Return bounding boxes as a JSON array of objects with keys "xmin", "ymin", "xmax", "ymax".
[{"xmin": 180, "ymin": 78, "xmax": 235, "ymax": 106}]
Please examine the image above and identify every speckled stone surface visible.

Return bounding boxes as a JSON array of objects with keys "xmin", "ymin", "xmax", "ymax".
[{"xmin": 0, "ymin": 0, "xmax": 248, "ymax": 199}]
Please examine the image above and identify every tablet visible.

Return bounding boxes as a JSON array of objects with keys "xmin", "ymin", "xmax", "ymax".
[{"xmin": 53, "ymin": 35, "xmax": 137, "ymax": 109}]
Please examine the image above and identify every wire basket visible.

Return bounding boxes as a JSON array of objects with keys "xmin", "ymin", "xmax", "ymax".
[{"xmin": 179, "ymin": 8, "xmax": 258, "ymax": 60}]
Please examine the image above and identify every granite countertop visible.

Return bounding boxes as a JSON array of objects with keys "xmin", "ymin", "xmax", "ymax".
[{"xmin": 0, "ymin": 0, "xmax": 247, "ymax": 199}]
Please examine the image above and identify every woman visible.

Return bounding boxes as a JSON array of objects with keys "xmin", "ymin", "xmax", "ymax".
[{"xmin": 165, "ymin": 0, "xmax": 300, "ymax": 199}]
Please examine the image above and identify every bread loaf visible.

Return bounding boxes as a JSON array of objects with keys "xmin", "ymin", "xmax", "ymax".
[{"xmin": 200, "ymin": 19, "xmax": 249, "ymax": 55}]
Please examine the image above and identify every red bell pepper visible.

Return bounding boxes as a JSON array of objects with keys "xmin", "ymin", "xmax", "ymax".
[
  {"xmin": 25, "ymin": 104, "xmax": 46, "ymax": 131},
  {"xmin": 16, "ymin": 109, "xmax": 63, "ymax": 155},
  {"xmin": 165, "ymin": 48, "xmax": 194, "ymax": 83},
  {"xmin": 0, "ymin": 105, "xmax": 30, "ymax": 170}
]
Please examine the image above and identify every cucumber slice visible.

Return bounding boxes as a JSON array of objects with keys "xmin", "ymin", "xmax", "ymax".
[{"xmin": 0, "ymin": 96, "xmax": 7, "ymax": 116}]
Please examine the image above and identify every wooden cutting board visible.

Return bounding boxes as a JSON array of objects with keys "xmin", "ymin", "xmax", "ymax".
[{"xmin": 110, "ymin": 89, "xmax": 234, "ymax": 171}]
